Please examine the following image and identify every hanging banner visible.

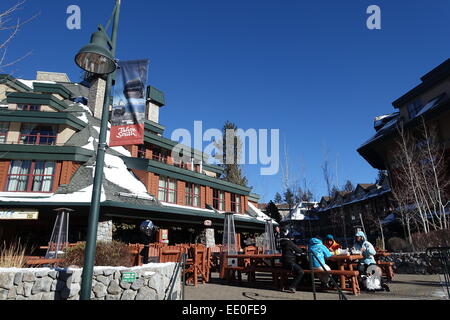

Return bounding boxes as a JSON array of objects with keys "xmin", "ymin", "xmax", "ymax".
[{"xmin": 110, "ymin": 59, "xmax": 149, "ymax": 147}]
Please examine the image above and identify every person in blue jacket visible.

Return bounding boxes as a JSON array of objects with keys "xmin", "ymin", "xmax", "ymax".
[
  {"xmin": 308, "ymin": 238, "xmax": 333, "ymax": 286},
  {"xmin": 352, "ymin": 231, "xmax": 377, "ymax": 277}
]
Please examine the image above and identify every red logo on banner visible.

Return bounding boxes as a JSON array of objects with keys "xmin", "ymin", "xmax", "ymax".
[{"xmin": 110, "ymin": 124, "xmax": 145, "ymax": 147}]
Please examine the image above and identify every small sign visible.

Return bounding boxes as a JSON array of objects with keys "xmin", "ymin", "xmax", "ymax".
[
  {"xmin": 121, "ymin": 272, "xmax": 137, "ymax": 283},
  {"xmin": 0, "ymin": 209, "xmax": 39, "ymax": 220}
]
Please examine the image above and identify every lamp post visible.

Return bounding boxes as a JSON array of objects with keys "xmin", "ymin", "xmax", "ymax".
[{"xmin": 75, "ymin": 0, "xmax": 121, "ymax": 300}]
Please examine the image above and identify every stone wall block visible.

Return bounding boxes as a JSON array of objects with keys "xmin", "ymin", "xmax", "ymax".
[
  {"xmin": 0, "ymin": 273, "xmax": 14, "ymax": 289},
  {"xmin": 121, "ymin": 289, "xmax": 137, "ymax": 300},
  {"xmin": 32, "ymin": 277, "xmax": 53, "ymax": 294},
  {"xmin": 107, "ymin": 281, "xmax": 121, "ymax": 295},
  {"xmin": 22, "ymin": 272, "xmax": 36, "ymax": 283},
  {"xmin": 14, "ymin": 273, "xmax": 23, "ymax": 285},
  {"xmin": 93, "ymin": 282, "xmax": 107, "ymax": 298}
]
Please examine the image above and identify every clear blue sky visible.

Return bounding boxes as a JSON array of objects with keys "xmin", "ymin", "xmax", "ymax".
[{"xmin": 3, "ymin": 0, "xmax": 450, "ymax": 202}]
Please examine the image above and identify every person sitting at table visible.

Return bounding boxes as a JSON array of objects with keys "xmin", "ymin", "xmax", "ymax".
[
  {"xmin": 352, "ymin": 231, "xmax": 377, "ymax": 279},
  {"xmin": 324, "ymin": 234, "xmax": 341, "ymax": 253},
  {"xmin": 280, "ymin": 228, "xmax": 306, "ymax": 294},
  {"xmin": 308, "ymin": 237, "xmax": 333, "ymax": 287}
]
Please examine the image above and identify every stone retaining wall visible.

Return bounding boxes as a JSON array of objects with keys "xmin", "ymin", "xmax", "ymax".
[
  {"xmin": 382, "ymin": 252, "xmax": 445, "ymax": 275},
  {"xmin": 0, "ymin": 263, "xmax": 182, "ymax": 301}
]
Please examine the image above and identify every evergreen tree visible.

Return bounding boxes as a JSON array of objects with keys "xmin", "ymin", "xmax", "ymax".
[
  {"xmin": 215, "ymin": 121, "xmax": 248, "ymax": 187},
  {"xmin": 283, "ymin": 188, "xmax": 296, "ymax": 210},
  {"xmin": 274, "ymin": 192, "xmax": 283, "ymax": 204},
  {"xmin": 266, "ymin": 201, "xmax": 282, "ymax": 223}
]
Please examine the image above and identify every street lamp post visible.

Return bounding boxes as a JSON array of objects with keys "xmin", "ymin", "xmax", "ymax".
[{"xmin": 75, "ymin": 0, "xmax": 121, "ymax": 301}]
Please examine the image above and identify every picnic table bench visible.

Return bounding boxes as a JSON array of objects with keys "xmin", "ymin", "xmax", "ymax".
[
  {"xmin": 24, "ymin": 258, "xmax": 64, "ymax": 267},
  {"xmin": 222, "ymin": 253, "xmax": 361, "ymax": 295}
]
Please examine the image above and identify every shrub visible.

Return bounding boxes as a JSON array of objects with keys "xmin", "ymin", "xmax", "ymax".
[
  {"xmin": 0, "ymin": 240, "xmax": 27, "ymax": 268},
  {"xmin": 60, "ymin": 241, "xmax": 133, "ymax": 268},
  {"xmin": 387, "ymin": 237, "xmax": 410, "ymax": 253},
  {"xmin": 411, "ymin": 229, "xmax": 450, "ymax": 252}
]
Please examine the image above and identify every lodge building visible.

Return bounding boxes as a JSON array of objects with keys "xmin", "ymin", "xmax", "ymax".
[{"xmin": 0, "ymin": 71, "xmax": 269, "ymax": 247}]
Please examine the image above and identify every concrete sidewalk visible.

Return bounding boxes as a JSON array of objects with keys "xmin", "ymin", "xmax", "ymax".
[{"xmin": 184, "ymin": 273, "xmax": 448, "ymax": 300}]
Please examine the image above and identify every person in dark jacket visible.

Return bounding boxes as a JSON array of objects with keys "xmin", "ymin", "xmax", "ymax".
[
  {"xmin": 274, "ymin": 226, "xmax": 281, "ymax": 252},
  {"xmin": 280, "ymin": 228, "xmax": 305, "ymax": 293}
]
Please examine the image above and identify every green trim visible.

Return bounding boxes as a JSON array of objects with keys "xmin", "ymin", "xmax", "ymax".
[
  {"xmin": 0, "ymin": 75, "xmax": 33, "ymax": 92},
  {"xmin": 203, "ymin": 163, "xmax": 225, "ymax": 175},
  {"xmin": 0, "ymin": 110, "xmax": 87, "ymax": 131},
  {"xmin": 6, "ymin": 92, "xmax": 70, "ymax": 111},
  {"xmin": 121, "ymin": 156, "xmax": 251, "ymax": 196},
  {"xmin": 0, "ymin": 145, "xmax": 94, "ymax": 162},
  {"xmin": 144, "ymin": 120, "xmax": 165, "ymax": 135},
  {"xmin": 33, "ymin": 83, "xmax": 72, "ymax": 99},
  {"xmin": 249, "ymin": 193, "xmax": 261, "ymax": 202},
  {"xmin": 146, "ymin": 86, "xmax": 165, "ymax": 107},
  {"xmin": 0, "ymin": 201, "xmax": 265, "ymax": 231},
  {"xmin": 102, "ymin": 201, "xmax": 265, "ymax": 230}
]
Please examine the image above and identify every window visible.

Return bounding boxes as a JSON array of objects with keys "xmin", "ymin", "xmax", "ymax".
[
  {"xmin": 407, "ymin": 99, "xmax": 423, "ymax": 119},
  {"xmin": 5, "ymin": 160, "xmax": 55, "ymax": 193},
  {"xmin": 213, "ymin": 189, "xmax": 225, "ymax": 211},
  {"xmin": 185, "ymin": 183, "xmax": 200, "ymax": 207},
  {"xmin": 0, "ymin": 122, "xmax": 9, "ymax": 144},
  {"xmin": 18, "ymin": 104, "xmax": 41, "ymax": 111},
  {"xmin": 18, "ymin": 124, "xmax": 57, "ymax": 146},
  {"xmin": 158, "ymin": 176, "xmax": 177, "ymax": 203},
  {"xmin": 137, "ymin": 145, "xmax": 147, "ymax": 159},
  {"xmin": 231, "ymin": 194, "xmax": 241, "ymax": 213}
]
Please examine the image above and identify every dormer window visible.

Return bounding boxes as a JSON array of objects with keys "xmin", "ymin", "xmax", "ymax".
[
  {"xmin": 18, "ymin": 104, "xmax": 41, "ymax": 111},
  {"xmin": 407, "ymin": 99, "xmax": 423, "ymax": 119},
  {"xmin": 18, "ymin": 124, "xmax": 57, "ymax": 146}
]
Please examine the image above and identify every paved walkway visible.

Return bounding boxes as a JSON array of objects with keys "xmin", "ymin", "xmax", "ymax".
[{"xmin": 184, "ymin": 273, "xmax": 448, "ymax": 300}]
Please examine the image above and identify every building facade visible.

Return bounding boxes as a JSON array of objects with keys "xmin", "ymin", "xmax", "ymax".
[
  {"xmin": 0, "ymin": 72, "xmax": 270, "ymax": 247},
  {"xmin": 316, "ymin": 176, "xmax": 395, "ymax": 246}
]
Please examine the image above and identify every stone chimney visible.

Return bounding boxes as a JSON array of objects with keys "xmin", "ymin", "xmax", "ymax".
[
  {"xmin": 88, "ymin": 77, "xmax": 107, "ymax": 119},
  {"xmin": 146, "ymin": 86, "xmax": 165, "ymax": 123},
  {"xmin": 36, "ymin": 71, "xmax": 71, "ymax": 83}
]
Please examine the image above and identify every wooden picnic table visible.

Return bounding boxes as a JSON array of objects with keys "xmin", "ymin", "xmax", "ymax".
[
  {"xmin": 221, "ymin": 253, "xmax": 282, "ymax": 282},
  {"xmin": 326, "ymin": 254, "xmax": 363, "ymax": 290}
]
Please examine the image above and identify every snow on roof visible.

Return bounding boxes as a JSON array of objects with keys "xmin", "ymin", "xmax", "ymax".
[
  {"xmin": 248, "ymin": 201, "xmax": 277, "ymax": 223},
  {"xmin": 160, "ymin": 202, "xmax": 216, "ymax": 213},
  {"xmin": 16, "ymin": 79, "xmax": 57, "ymax": 89},
  {"xmin": 81, "ymin": 137, "xmax": 95, "ymax": 151},
  {"xmin": 0, "ymin": 185, "xmax": 106, "ymax": 204},
  {"xmin": 104, "ymin": 153, "xmax": 149, "ymax": 197}
]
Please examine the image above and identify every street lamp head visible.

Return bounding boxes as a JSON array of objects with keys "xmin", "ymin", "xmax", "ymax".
[{"xmin": 75, "ymin": 30, "xmax": 116, "ymax": 75}]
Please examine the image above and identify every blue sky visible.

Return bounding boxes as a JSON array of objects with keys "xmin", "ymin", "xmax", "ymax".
[{"xmin": 3, "ymin": 0, "xmax": 450, "ymax": 202}]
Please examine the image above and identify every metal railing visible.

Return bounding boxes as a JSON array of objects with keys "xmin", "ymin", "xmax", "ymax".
[
  {"xmin": 164, "ymin": 253, "xmax": 187, "ymax": 300},
  {"xmin": 426, "ymin": 247, "xmax": 450, "ymax": 299},
  {"xmin": 307, "ymin": 250, "xmax": 348, "ymax": 301}
]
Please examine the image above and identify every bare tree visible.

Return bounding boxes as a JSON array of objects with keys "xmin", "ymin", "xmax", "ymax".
[
  {"xmin": 0, "ymin": 1, "xmax": 37, "ymax": 72},
  {"xmin": 321, "ymin": 148, "xmax": 334, "ymax": 197},
  {"xmin": 390, "ymin": 118, "xmax": 449, "ymax": 240}
]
